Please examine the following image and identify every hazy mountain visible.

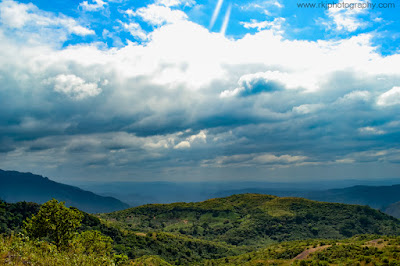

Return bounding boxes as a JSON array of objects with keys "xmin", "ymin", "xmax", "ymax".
[
  {"xmin": 213, "ymin": 185, "xmax": 400, "ymax": 214},
  {"xmin": 384, "ymin": 201, "xmax": 400, "ymax": 218},
  {"xmin": 0, "ymin": 169, "xmax": 129, "ymax": 213},
  {"xmin": 70, "ymin": 179, "xmax": 400, "ymax": 207},
  {"xmin": 303, "ymin": 185, "xmax": 400, "ymax": 210}
]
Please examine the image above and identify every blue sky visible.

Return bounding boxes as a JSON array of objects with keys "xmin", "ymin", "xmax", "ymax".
[{"xmin": 0, "ymin": 0, "xmax": 400, "ymax": 182}]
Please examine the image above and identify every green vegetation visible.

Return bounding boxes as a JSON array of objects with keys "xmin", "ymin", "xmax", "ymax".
[
  {"xmin": 1, "ymin": 199, "xmax": 127, "ymax": 265},
  {"xmin": 203, "ymin": 235, "xmax": 400, "ymax": 265},
  {"xmin": 131, "ymin": 255, "xmax": 173, "ymax": 265},
  {"xmin": 2, "ymin": 194, "xmax": 400, "ymax": 265},
  {"xmin": 0, "ymin": 200, "xmax": 40, "ymax": 234},
  {"xmin": 0, "ymin": 233, "xmax": 116, "ymax": 265},
  {"xmin": 1, "ymin": 199, "xmax": 244, "ymax": 265},
  {"xmin": 101, "ymin": 194, "xmax": 400, "ymax": 247},
  {"xmin": 24, "ymin": 199, "xmax": 83, "ymax": 248}
]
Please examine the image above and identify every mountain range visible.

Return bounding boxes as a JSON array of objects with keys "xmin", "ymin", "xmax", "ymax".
[
  {"xmin": 0, "ymin": 169, "xmax": 129, "ymax": 213},
  {"xmin": 2, "ymin": 168, "xmax": 400, "ymax": 218}
]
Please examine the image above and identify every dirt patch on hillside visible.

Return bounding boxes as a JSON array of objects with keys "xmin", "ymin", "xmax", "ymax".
[
  {"xmin": 294, "ymin": 245, "xmax": 331, "ymax": 260},
  {"xmin": 364, "ymin": 239, "xmax": 386, "ymax": 249}
]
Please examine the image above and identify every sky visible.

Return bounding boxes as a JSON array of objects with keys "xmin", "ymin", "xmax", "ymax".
[{"xmin": 0, "ymin": 0, "xmax": 400, "ymax": 183}]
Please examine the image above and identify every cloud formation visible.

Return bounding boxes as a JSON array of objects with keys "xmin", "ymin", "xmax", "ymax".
[
  {"xmin": 0, "ymin": 0, "xmax": 400, "ymax": 182},
  {"xmin": 51, "ymin": 74, "xmax": 102, "ymax": 100}
]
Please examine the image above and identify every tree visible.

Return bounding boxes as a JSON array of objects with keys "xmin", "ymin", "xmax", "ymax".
[
  {"xmin": 73, "ymin": 230, "xmax": 113, "ymax": 255},
  {"xmin": 24, "ymin": 199, "xmax": 83, "ymax": 248}
]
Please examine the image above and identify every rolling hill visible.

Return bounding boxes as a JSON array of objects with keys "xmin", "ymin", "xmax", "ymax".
[
  {"xmin": 203, "ymin": 235, "xmax": 400, "ymax": 265},
  {"xmin": 213, "ymin": 184, "xmax": 400, "ymax": 215},
  {"xmin": 0, "ymin": 169, "xmax": 129, "ymax": 213},
  {"xmin": 101, "ymin": 193, "xmax": 400, "ymax": 248}
]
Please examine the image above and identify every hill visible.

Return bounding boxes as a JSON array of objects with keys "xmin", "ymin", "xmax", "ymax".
[
  {"xmin": 0, "ymin": 169, "xmax": 129, "ymax": 213},
  {"xmin": 0, "ymin": 199, "xmax": 245, "ymax": 264},
  {"xmin": 384, "ymin": 201, "xmax": 400, "ymax": 219},
  {"xmin": 213, "ymin": 184, "xmax": 400, "ymax": 215},
  {"xmin": 101, "ymin": 193, "xmax": 400, "ymax": 247},
  {"xmin": 3, "ymin": 194, "xmax": 400, "ymax": 265},
  {"xmin": 204, "ymin": 235, "xmax": 400, "ymax": 265}
]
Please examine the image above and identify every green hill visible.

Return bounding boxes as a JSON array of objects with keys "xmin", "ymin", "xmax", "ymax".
[
  {"xmin": 203, "ymin": 235, "xmax": 400, "ymax": 265},
  {"xmin": 0, "ymin": 169, "xmax": 129, "ymax": 213},
  {"xmin": 101, "ymin": 194, "xmax": 400, "ymax": 247},
  {"xmin": 3, "ymin": 194, "xmax": 400, "ymax": 265},
  {"xmin": 0, "ymin": 200, "xmax": 244, "ymax": 265}
]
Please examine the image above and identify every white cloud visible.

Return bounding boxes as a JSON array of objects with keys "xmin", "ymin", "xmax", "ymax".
[
  {"xmin": 340, "ymin": 90, "xmax": 371, "ymax": 102},
  {"xmin": 240, "ymin": 0, "xmax": 283, "ymax": 11},
  {"xmin": 241, "ymin": 17, "xmax": 285, "ymax": 33},
  {"xmin": 324, "ymin": 0, "xmax": 369, "ymax": 32},
  {"xmin": 174, "ymin": 140, "xmax": 191, "ymax": 149},
  {"xmin": 202, "ymin": 152, "xmax": 309, "ymax": 167},
  {"xmin": 2, "ymin": 0, "xmax": 400, "ymax": 181},
  {"xmin": 338, "ymin": 149, "xmax": 400, "ymax": 164},
  {"xmin": 132, "ymin": 4, "xmax": 188, "ymax": 26},
  {"xmin": 0, "ymin": 0, "xmax": 94, "ymax": 38},
  {"xmin": 358, "ymin": 126, "xmax": 385, "ymax": 135},
  {"xmin": 79, "ymin": 0, "xmax": 107, "ymax": 11},
  {"xmin": 52, "ymin": 74, "xmax": 102, "ymax": 100},
  {"xmin": 120, "ymin": 21, "xmax": 148, "ymax": 40},
  {"xmin": 253, "ymin": 154, "xmax": 308, "ymax": 164},
  {"xmin": 292, "ymin": 104, "xmax": 324, "ymax": 114},
  {"xmin": 0, "ymin": 0, "xmax": 31, "ymax": 28},
  {"xmin": 335, "ymin": 158, "xmax": 355, "ymax": 164},
  {"xmin": 155, "ymin": 0, "xmax": 195, "ymax": 7},
  {"xmin": 377, "ymin": 86, "xmax": 400, "ymax": 107},
  {"xmin": 174, "ymin": 130, "xmax": 207, "ymax": 149},
  {"xmin": 70, "ymin": 25, "xmax": 95, "ymax": 36},
  {"xmin": 188, "ymin": 130, "xmax": 207, "ymax": 142}
]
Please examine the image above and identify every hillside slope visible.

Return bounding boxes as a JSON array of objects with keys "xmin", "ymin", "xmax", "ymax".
[
  {"xmin": 0, "ymin": 200, "xmax": 245, "ymax": 264},
  {"xmin": 384, "ymin": 201, "xmax": 400, "ymax": 219},
  {"xmin": 102, "ymin": 194, "xmax": 400, "ymax": 247},
  {"xmin": 203, "ymin": 235, "xmax": 400, "ymax": 265},
  {"xmin": 0, "ymin": 169, "xmax": 129, "ymax": 213}
]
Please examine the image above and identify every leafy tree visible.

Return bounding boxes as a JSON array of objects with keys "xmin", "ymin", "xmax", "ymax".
[
  {"xmin": 73, "ymin": 230, "xmax": 113, "ymax": 255},
  {"xmin": 24, "ymin": 199, "xmax": 83, "ymax": 248}
]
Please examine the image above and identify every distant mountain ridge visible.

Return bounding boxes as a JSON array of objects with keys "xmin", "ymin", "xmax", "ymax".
[
  {"xmin": 0, "ymin": 169, "xmax": 129, "ymax": 213},
  {"xmin": 212, "ymin": 184, "xmax": 400, "ymax": 218},
  {"xmin": 385, "ymin": 201, "xmax": 400, "ymax": 218},
  {"xmin": 304, "ymin": 185, "xmax": 400, "ymax": 210}
]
